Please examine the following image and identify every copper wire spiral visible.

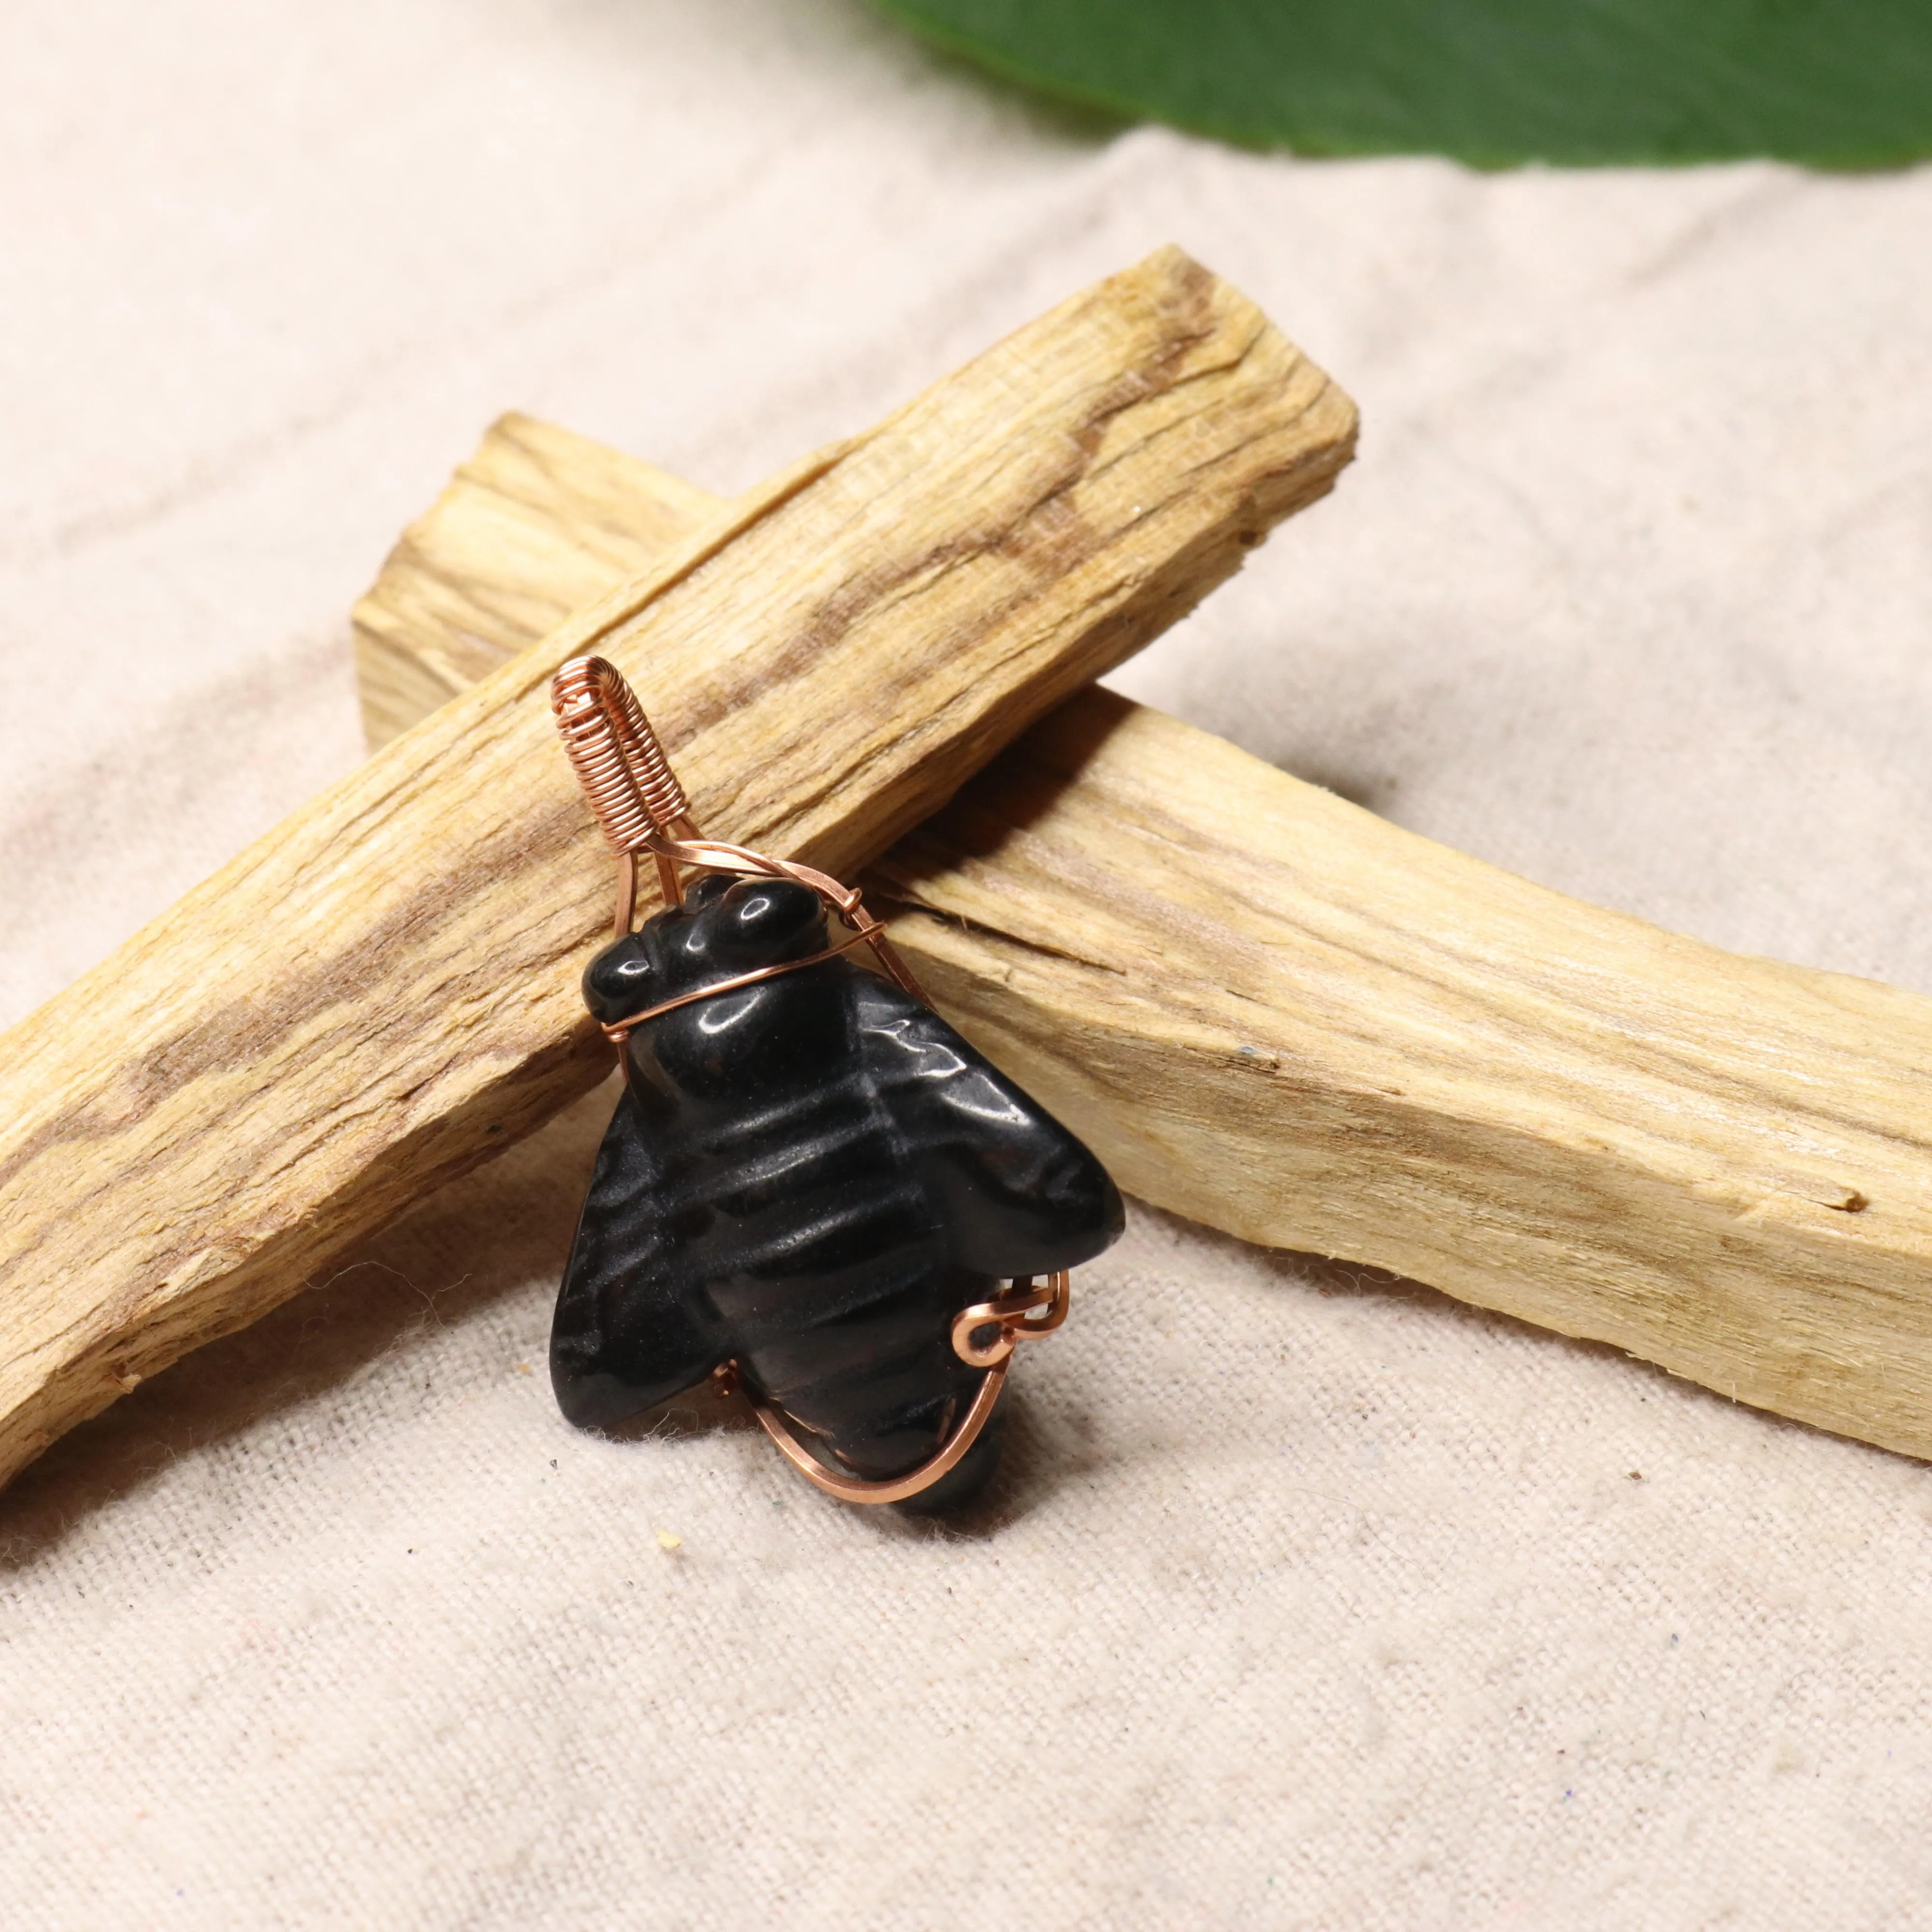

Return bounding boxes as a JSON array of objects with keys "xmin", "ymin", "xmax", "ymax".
[{"xmin": 550, "ymin": 655, "xmax": 695, "ymax": 854}]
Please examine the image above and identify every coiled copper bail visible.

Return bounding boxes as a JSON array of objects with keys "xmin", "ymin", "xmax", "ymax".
[
  {"xmin": 550, "ymin": 655, "xmax": 698, "ymax": 932},
  {"xmin": 548, "ymin": 654, "xmax": 927, "ymax": 1002}
]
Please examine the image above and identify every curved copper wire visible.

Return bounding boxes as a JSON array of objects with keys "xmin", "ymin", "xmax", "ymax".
[
  {"xmin": 599, "ymin": 925, "xmax": 882, "ymax": 1042},
  {"xmin": 710, "ymin": 1274, "xmax": 1069, "ymax": 1507},
  {"xmin": 950, "ymin": 1271, "xmax": 1072, "ymax": 1367},
  {"xmin": 721, "ymin": 1357, "xmax": 1011, "ymax": 1507}
]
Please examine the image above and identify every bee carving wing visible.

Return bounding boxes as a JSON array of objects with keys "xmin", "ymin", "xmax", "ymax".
[
  {"xmin": 549, "ymin": 1079, "xmax": 731, "ymax": 1430},
  {"xmin": 852, "ymin": 975, "xmax": 1125, "ymax": 1280}
]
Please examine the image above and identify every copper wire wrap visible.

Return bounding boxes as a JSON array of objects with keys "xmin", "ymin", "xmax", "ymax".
[
  {"xmin": 710, "ymin": 1275, "xmax": 1069, "ymax": 1506},
  {"xmin": 551, "ymin": 654, "xmax": 700, "ymax": 925},
  {"xmin": 551, "ymin": 654, "xmax": 696, "ymax": 855},
  {"xmin": 549, "ymin": 654, "xmax": 1064, "ymax": 1505}
]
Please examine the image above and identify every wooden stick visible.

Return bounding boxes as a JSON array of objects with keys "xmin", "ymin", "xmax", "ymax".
[
  {"xmin": 885, "ymin": 702, "xmax": 1932, "ymax": 1460},
  {"xmin": 0, "ymin": 248, "xmax": 1357, "ymax": 1490},
  {"xmin": 357, "ymin": 417, "xmax": 1932, "ymax": 1462},
  {"xmin": 355, "ymin": 414, "xmax": 726, "ymax": 749}
]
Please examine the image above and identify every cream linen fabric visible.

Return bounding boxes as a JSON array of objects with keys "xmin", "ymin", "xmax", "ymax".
[{"xmin": 5, "ymin": 3, "xmax": 1932, "ymax": 1926}]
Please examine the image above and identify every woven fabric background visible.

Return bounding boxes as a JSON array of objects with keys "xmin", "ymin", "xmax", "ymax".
[{"xmin": 5, "ymin": 3, "xmax": 1932, "ymax": 1925}]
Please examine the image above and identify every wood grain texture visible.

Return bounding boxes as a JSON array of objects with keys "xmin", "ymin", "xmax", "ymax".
[
  {"xmin": 0, "ymin": 247, "xmax": 1357, "ymax": 1490},
  {"xmin": 880, "ymin": 697, "xmax": 1932, "ymax": 1460},
  {"xmin": 354, "ymin": 414, "xmax": 727, "ymax": 749},
  {"xmin": 357, "ymin": 401, "xmax": 1932, "ymax": 1462}
]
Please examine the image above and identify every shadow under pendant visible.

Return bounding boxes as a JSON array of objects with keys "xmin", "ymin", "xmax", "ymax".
[{"xmin": 545, "ymin": 657, "xmax": 1123, "ymax": 1511}]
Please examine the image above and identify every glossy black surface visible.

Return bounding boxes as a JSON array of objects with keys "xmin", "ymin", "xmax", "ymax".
[{"xmin": 553, "ymin": 873, "xmax": 1123, "ymax": 1508}]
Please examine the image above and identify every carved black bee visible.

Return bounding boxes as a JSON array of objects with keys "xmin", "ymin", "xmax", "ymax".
[{"xmin": 551, "ymin": 870, "xmax": 1123, "ymax": 1510}]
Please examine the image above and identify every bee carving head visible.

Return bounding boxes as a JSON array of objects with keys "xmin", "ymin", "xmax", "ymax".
[{"xmin": 582, "ymin": 874, "xmax": 838, "ymax": 1094}]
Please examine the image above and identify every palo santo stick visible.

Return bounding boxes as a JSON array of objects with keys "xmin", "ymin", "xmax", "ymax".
[
  {"xmin": 883, "ymin": 700, "xmax": 1932, "ymax": 1460},
  {"xmin": 358, "ymin": 418, "xmax": 1932, "ymax": 1462},
  {"xmin": 0, "ymin": 248, "xmax": 1355, "ymax": 1489},
  {"xmin": 355, "ymin": 414, "xmax": 725, "ymax": 749}
]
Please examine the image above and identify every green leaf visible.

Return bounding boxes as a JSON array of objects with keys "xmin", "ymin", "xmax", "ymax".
[{"xmin": 869, "ymin": 0, "xmax": 1932, "ymax": 167}]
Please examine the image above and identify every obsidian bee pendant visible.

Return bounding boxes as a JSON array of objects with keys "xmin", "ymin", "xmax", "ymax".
[{"xmin": 545, "ymin": 656, "xmax": 1123, "ymax": 1511}]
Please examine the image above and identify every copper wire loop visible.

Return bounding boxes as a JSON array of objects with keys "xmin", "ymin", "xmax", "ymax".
[
  {"xmin": 550, "ymin": 654, "xmax": 1067, "ymax": 1506},
  {"xmin": 552, "ymin": 653, "xmax": 926, "ymax": 1000},
  {"xmin": 950, "ymin": 1272, "xmax": 1072, "ymax": 1368}
]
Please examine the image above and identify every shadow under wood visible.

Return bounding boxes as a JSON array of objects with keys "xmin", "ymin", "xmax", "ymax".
[
  {"xmin": 0, "ymin": 1083, "xmax": 620, "ymax": 1568},
  {"xmin": 870, "ymin": 683, "xmax": 1139, "ymax": 901}
]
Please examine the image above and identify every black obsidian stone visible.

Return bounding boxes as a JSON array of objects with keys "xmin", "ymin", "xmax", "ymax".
[{"xmin": 552, "ymin": 873, "xmax": 1123, "ymax": 1510}]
